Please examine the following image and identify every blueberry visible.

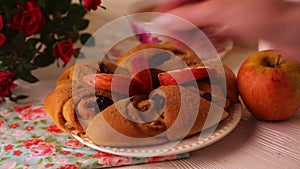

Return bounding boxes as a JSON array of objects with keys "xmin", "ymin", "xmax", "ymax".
[{"xmin": 96, "ymin": 95, "xmax": 114, "ymax": 111}]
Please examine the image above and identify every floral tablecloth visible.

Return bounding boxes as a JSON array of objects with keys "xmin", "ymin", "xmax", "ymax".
[{"xmin": 0, "ymin": 105, "xmax": 189, "ymax": 169}]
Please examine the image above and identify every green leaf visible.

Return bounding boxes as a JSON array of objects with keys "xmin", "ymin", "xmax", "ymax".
[
  {"xmin": 34, "ymin": 54, "xmax": 56, "ymax": 67},
  {"xmin": 41, "ymin": 120, "xmax": 47, "ymax": 124},
  {"xmin": 23, "ymin": 63, "xmax": 38, "ymax": 70},
  {"xmin": 44, "ymin": 0, "xmax": 71, "ymax": 14},
  {"xmin": 16, "ymin": 95, "xmax": 28, "ymax": 100},
  {"xmin": 67, "ymin": 4, "xmax": 86, "ymax": 23},
  {"xmin": 15, "ymin": 145, "xmax": 23, "ymax": 148},
  {"xmin": 37, "ymin": 0, "xmax": 46, "ymax": 8},
  {"xmin": 17, "ymin": 72, "xmax": 39, "ymax": 83},
  {"xmin": 13, "ymin": 116, "xmax": 22, "ymax": 120},
  {"xmin": 21, "ymin": 50, "xmax": 36, "ymax": 63},
  {"xmin": 13, "ymin": 32, "xmax": 26, "ymax": 49},
  {"xmin": 45, "ymin": 136, "xmax": 56, "ymax": 143},
  {"xmin": 37, "ymin": 159, "xmax": 43, "ymax": 165},
  {"xmin": 76, "ymin": 19, "xmax": 89, "ymax": 30},
  {"xmin": 25, "ymin": 38, "xmax": 39, "ymax": 50},
  {"xmin": 80, "ymin": 33, "xmax": 94, "ymax": 46},
  {"xmin": 16, "ymin": 0, "xmax": 25, "ymax": 6},
  {"xmin": 65, "ymin": 31, "xmax": 79, "ymax": 42},
  {"xmin": 45, "ymin": 157, "xmax": 52, "ymax": 162},
  {"xmin": 32, "ymin": 134, "xmax": 41, "ymax": 138}
]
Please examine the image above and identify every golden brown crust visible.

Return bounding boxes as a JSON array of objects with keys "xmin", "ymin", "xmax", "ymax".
[
  {"xmin": 44, "ymin": 61, "xmax": 117, "ymax": 134},
  {"xmin": 44, "ymin": 42, "xmax": 238, "ymax": 147},
  {"xmin": 86, "ymin": 85, "xmax": 228, "ymax": 146},
  {"xmin": 223, "ymin": 64, "xmax": 239, "ymax": 103},
  {"xmin": 44, "ymin": 84, "xmax": 76, "ymax": 132}
]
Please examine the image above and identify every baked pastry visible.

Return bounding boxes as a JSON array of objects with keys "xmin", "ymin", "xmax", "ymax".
[{"xmin": 44, "ymin": 42, "xmax": 239, "ymax": 147}]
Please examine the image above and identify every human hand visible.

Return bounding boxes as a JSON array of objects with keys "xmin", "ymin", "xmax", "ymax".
[{"xmin": 153, "ymin": 0, "xmax": 300, "ymax": 62}]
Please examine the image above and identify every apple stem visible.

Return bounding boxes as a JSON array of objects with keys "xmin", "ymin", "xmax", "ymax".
[{"xmin": 276, "ymin": 54, "xmax": 281, "ymax": 67}]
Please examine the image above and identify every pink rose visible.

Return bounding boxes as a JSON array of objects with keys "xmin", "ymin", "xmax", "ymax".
[
  {"xmin": 57, "ymin": 164, "xmax": 80, "ymax": 169},
  {"xmin": 146, "ymin": 155, "xmax": 177, "ymax": 163},
  {"xmin": 2, "ymin": 161, "xmax": 16, "ymax": 169},
  {"xmin": 30, "ymin": 142, "xmax": 56, "ymax": 158},
  {"xmin": 92, "ymin": 151, "xmax": 113, "ymax": 158},
  {"xmin": 52, "ymin": 40, "xmax": 76, "ymax": 64},
  {"xmin": 0, "ymin": 33, "xmax": 6, "ymax": 46},
  {"xmin": 19, "ymin": 106, "xmax": 47, "ymax": 121},
  {"xmin": 0, "ymin": 71, "xmax": 17, "ymax": 98},
  {"xmin": 98, "ymin": 156, "xmax": 131, "ymax": 167},
  {"xmin": 23, "ymin": 138, "xmax": 45, "ymax": 149},
  {"xmin": 64, "ymin": 139, "xmax": 83, "ymax": 148},
  {"xmin": 9, "ymin": 0, "xmax": 45, "ymax": 36},
  {"xmin": 13, "ymin": 105, "xmax": 32, "ymax": 113},
  {"xmin": 0, "ymin": 118, "xmax": 4, "ymax": 127},
  {"xmin": 84, "ymin": 0, "xmax": 102, "ymax": 11}
]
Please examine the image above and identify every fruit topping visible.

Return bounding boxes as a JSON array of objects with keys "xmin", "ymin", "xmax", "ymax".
[
  {"xmin": 84, "ymin": 73, "xmax": 147, "ymax": 96},
  {"xmin": 158, "ymin": 67, "xmax": 217, "ymax": 85},
  {"xmin": 129, "ymin": 55, "xmax": 153, "ymax": 94}
]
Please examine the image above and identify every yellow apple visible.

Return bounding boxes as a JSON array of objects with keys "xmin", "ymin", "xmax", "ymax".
[{"xmin": 237, "ymin": 50, "xmax": 300, "ymax": 121}]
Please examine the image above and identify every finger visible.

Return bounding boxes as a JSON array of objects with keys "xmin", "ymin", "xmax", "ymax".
[
  {"xmin": 154, "ymin": 0, "xmax": 187, "ymax": 12},
  {"xmin": 153, "ymin": 1, "xmax": 219, "ymax": 31},
  {"xmin": 154, "ymin": 0, "xmax": 196, "ymax": 12}
]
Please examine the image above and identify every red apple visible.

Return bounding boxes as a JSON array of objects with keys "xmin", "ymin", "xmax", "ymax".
[
  {"xmin": 158, "ymin": 67, "xmax": 217, "ymax": 85},
  {"xmin": 83, "ymin": 73, "xmax": 147, "ymax": 96},
  {"xmin": 237, "ymin": 50, "xmax": 300, "ymax": 121}
]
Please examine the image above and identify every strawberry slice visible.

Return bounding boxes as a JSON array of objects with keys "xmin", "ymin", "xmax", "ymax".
[
  {"xmin": 84, "ymin": 73, "xmax": 147, "ymax": 96},
  {"xmin": 128, "ymin": 55, "xmax": 153, "ymax": 94},
  {"xmin": 158, "ymin": 67, "xmax": 217, "ymax": 85}
]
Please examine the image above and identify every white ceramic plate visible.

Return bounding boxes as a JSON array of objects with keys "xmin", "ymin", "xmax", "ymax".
[{"xmin": 73, "ymin": 102, "xmax": 242, "ymax": 157}]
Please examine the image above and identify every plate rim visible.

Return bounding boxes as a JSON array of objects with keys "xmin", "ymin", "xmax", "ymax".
[{"xmin": 72, "ymin": 102, "xmax": 242, "ymax": 157}]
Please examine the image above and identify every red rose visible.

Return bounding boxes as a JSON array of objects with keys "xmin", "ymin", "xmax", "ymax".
[
  {"xmin": 73, "ymin": 152, "xmax": 84, "ymax": 157},
  {"xmin": 46, "ymin": 124, "xmax": 63, "ymax": 133},
  {"xmin": 0, "ymin": 118, "xmax": 4, "ymax": 127},
  {"xmin": 45, "ymin": 163, "xmax": 54, "ymax": 168},
  {"xmin": 9, "ymin": 0, "xmax": 45, "ymax": 36},
  {"xmin": 52, "ymin": 40, "xmax": 76, "ymax": 64},
  {"xmin": 4, "ymin": 144, "xmax": 14, "ymax": 151},
  {"xmin": 64, "ymin": 139, "xmax": 83, "ymax": 148},
  {"xmin": 23, "ymin": 138, "xmax": 45, "ymax": 149},
  {"xmin": 0, "ymin": 15, "xmax": 3, "ymax": 30},
  {"xmin": 84, "ymin": 0, "xmax": 102, "ymax": 11},
  {"xmin": 59, "ymin": 151, "xmax": 71, "ymax": 155},
  {"xmin": 30, "ymin": 142, "xmax": 56, "ymax": 158},
  {"xmin": 13, "ymin": 150, "xmax": 23, "ymax": 156},
  {"xmin": 0, "ymin": 33, "xmax": 7, "ymax": 46},
  {"xmin": 0, "ymin": 71, "xmax": 17, "ymax": 98},
  {"xmin": 8, "ymin": 123, "xmax": 19, "ymax": 129},
  {"xmin": 25, "ymin": 126, "xmax": 35, "ymax": 131},
  {"xmin": 57, "ymin": 164, "xmax": 80, "ymax": 169}
]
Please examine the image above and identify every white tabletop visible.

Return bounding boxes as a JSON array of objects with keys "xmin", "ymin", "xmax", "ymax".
[{"xmin": 5, "ymin": 1, "xmax": 300, "ymax": 168}]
